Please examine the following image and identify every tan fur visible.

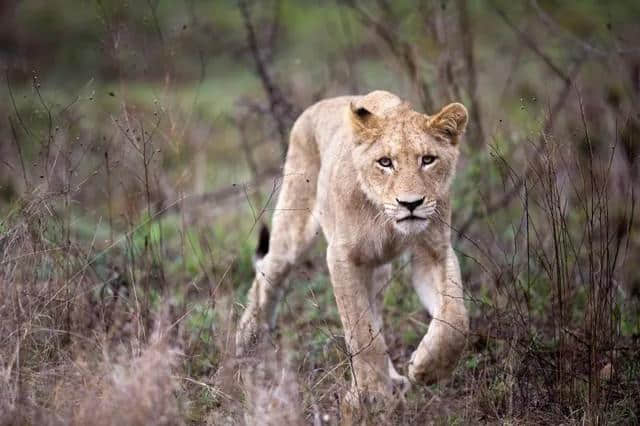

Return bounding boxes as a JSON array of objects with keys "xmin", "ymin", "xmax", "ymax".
[{"xmin": 236, "ymin": 90, "xmax": 469, "ymax": 407}]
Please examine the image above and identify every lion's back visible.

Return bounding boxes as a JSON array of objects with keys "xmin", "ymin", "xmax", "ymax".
[{"xmin": 291, "ymin": 95, "xmax": 356, "ymax": 157}]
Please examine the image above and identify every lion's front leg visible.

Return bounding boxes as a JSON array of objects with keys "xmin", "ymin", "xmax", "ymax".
[
  {"xmin": 371, "ymin": 264, "xmax": 411, "ymax": 397},
  {"xmin": 408, "ymin": 245, "xmax": 469, "ymax": 384},
  {"xmin": 326, "ymin": 246, "xmax": 393, "ymax": 409}
]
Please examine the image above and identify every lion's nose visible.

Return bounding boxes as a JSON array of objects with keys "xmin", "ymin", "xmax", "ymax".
[{"xmin": 396, "ymin": 197, "xmax": 424, "ymax": 212}]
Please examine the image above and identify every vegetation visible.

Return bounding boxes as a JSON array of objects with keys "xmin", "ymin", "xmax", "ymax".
[{"xmin": 1, "ymin": 0, "xmax": 639, "ymax": 424}]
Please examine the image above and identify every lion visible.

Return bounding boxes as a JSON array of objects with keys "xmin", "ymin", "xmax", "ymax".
[{"xmin": 236, "ymin": 90, "xmax": 470, "ymax": 409}]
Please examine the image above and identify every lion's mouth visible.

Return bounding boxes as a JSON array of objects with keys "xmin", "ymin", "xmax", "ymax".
[{"xmin": 396, "ymin": 215, "xmax": 427, "ymax": 223}]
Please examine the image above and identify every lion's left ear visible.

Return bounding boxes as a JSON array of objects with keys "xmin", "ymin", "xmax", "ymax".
[{"xmin": 427, "ymin": 103, "xmax": 468, "ymax": 144}]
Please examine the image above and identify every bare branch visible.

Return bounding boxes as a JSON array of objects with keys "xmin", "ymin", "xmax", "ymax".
[
  {"xmin": 344, "ymin": 0, "xmax": 436, "ymax": 112},
  {"xmin": 491, "ymin": 3, "xmax": 570, "ymax": 84},
  {"xmin": 457, "ymin": 0, "xmax": 485, "ymax": 148},
  {"xmin": 529, "ymin": 0, "xmax": 640, "ymax": 57},
  {"xmin": 238, "ymin": 0, "xmax": 297, "ymax": 158},
  {"xmin": 8, "ymin": 117, "xmax": 30, "ymax": 191}
]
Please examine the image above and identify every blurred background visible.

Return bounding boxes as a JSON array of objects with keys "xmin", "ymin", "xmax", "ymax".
[{"xmin": 1, "ymin": 0, "xmax": 639, "ymax": 424}]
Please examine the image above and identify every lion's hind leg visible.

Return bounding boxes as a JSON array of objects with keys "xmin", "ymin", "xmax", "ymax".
[{"xmin": 236, "ymin": 121, "xmax": 320, "ymax": 357}]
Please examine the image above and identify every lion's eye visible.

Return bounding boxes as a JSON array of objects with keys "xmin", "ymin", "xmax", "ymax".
[
  {"xmin": 377, "ymin": 157, "xmax": 393, "ymax": 168},
  {"xmin": 421, "ymin": 155, "xmax": 437, "ymax": 166}
]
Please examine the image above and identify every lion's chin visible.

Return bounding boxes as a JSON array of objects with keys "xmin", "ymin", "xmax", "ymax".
[{"xmin": 392, "ymin": 216, "xmax": 430, "ymax": 235}]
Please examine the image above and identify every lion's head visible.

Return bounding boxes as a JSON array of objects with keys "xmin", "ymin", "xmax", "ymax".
[{"xmin": 348, "ymin": 91, "xmax": 468, "ymax": 235}]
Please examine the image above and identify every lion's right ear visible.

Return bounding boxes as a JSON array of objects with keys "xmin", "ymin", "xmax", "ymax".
[{"xmin": 348, "ymin": 102, "xmax": 382, "ymax": 143}]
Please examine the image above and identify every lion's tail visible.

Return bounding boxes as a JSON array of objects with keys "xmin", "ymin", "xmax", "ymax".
[{"xmin": 253, "ymin": 224, "xmax": 270, "ymax": 267}]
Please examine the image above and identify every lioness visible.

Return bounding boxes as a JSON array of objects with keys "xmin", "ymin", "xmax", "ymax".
[{"xmin": 236, "ymin": 90, "xmax": 469, "ymax": 405}]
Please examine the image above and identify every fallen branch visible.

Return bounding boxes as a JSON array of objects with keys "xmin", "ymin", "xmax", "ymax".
[{"xmin": 157, "ymin": 166, "xmax": 281, "ymax": 219}]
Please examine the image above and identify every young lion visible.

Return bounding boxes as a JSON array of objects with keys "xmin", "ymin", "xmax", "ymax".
[{"xmin": 236, "ymin": 90, "xmax": 469, "ymax": 404}]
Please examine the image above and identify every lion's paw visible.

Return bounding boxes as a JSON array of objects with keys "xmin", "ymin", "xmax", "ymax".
[
  {"xmin": 407, "ymin": 348, "xmax": 454, "ymax": 385},
  {"xmin": 390, "ymin": 370, "xmax": 411, "ymax": 397}
]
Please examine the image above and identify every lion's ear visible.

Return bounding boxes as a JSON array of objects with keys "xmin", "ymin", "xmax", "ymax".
[
  {"xmin": 427, "ymin": 102, "xmax": 468, "ymax": 144},
  {"xmin": 349, "ymin": 102, "xmax": 382, "ymax": 143}
]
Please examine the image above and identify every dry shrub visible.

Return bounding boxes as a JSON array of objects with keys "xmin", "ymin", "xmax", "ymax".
[
  {"xmin": 243, "ymin": 365, "xmax": 303, "ymax": 426},
  {"xmin": 235, "ymin": 337, "xmax": 304, "ymax": 426},
  {"xmin": 0, "ymin": 191, "xmax": 184, "ymax": 425},
  {"xmin": 72, "ymin": 333, "xmax": 181, "ymax": 426}
]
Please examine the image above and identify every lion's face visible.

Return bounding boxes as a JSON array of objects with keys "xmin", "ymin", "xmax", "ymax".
[{"xmin": 350, "ymin": 99, "xmax": 468, "ymax": 235}]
